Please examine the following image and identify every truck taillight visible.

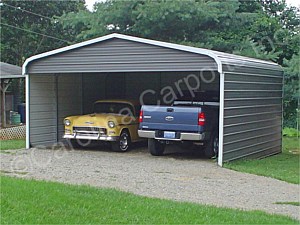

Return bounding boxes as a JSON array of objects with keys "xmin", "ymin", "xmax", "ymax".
[
  {"xmin": 198, "ymin": 112, "xmax": 205, "ymax": 126},
  {"xmin": 139, "ymin": 110, "xmax": 143, "ymax": 123}
]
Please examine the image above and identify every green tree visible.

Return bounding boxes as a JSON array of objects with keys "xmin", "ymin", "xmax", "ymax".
[
  {"xmin": 60, "ymin": 0, "xmax": 260, "ymax": 52},
  {"xmin": 283, "ymin": 52, "xmax": 300, "ymax": 128},
  {"xmin": 0, "ymin": 0, "xmax": 86, "ymax": 66},
  {"xmin": 246, "ymin": 0, "xmax": 300, "ymax": 64}
]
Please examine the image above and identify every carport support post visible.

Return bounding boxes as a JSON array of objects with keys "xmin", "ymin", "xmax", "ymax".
[
  {"xmin": 25, "ymin": 74, "xmax": 30, "ymax": 149},
  {"xmin": 0, "ymin": 79, "xmax": 12, "ymax": 128},
  {"xmin": 0, "ymin": 82, "xmax": 6, "ymax": 127},
  {"xmin": 218, "ymin": 72, "xmax": 225, "ymax": 167}
]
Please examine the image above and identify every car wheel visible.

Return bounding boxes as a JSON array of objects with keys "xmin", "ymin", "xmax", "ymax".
[
  {"xmin": 204, "ymin": 131, "xmax": 219, "ymax": 158},
  {"xmin": 111, "ymin": 130, "xmax": 131, "ymax": 152},
  {"xmin": 148, "ymin": 139, "xmax": 165, "ymax": 156}
]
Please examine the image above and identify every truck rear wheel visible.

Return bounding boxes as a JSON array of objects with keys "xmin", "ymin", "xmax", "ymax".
[
  {"xmin": 204, "ymin": 131, "xmax": 219, "ymax": 158},
  {"xmin": 148, "ymin": 139, "xmax": 165, "ymax": 156}
]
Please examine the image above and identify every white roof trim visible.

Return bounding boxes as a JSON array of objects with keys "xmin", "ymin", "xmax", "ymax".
[{"xmin": 22, "ymin": 33, "xmax": 280, "ymax": 75}]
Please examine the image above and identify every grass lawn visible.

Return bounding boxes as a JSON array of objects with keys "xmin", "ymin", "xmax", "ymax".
[
  {"xmin": 224, "ymin": 137, "xmax": 299, "ymax": 184},
  {"xmin": 1, "ymin": 176, "xmax": 298, "ymax": 224},
  {"xmin": 0, "ymin": 139, "xmax": 25, "ymax": 151}
]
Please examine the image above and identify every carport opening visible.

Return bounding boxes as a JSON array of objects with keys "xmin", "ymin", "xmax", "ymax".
[{"xmin": 56, "ymin": 71, "xmax": 220, "ymax": 143}]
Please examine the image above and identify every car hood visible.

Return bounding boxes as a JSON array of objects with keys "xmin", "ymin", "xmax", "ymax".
[{"xmin": 66, "ymin": 113, "xmax": 135, "ymax": 127}]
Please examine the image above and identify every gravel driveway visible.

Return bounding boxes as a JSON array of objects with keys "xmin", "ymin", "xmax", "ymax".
[{"xmin": 1, "ymin": 144, "xmax": 299, "ymax": 220}]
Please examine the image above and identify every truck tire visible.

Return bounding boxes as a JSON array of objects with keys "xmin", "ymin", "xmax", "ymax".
[
  {"xmin": 148, "ymin": 139, "xmax": 165, "ymax": 156},
  {"xmin": 204, "ymin": 131, "xmax": 219, "ymax": 158},
  {"xmin": 111, "ymin": 130, "xmax": 131, "ymax": 152}
]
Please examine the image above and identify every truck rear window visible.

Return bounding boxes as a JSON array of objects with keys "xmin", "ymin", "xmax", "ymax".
[{"xmin": 173, "ymin": 90, "xmax": 219, "ymax": 106}]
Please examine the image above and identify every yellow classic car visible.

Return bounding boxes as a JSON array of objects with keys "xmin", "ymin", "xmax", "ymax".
[{"xmin": 63, "ymin": 100, "xmax": 141, "ymax": 152}]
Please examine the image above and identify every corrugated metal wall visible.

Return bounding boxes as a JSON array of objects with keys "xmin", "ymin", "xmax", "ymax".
[
  {"xmin": 125, "ymin": 72, "xmax": 160, "ymax": 105},
  {"xmin": 57, "ymin": 74, "xmax": 83, "ymax": 141},
  {"xmin": 81, "ymin": 71, "xmax": 219, "ymax": 107},
  {"xmin": 29, "ymin": 75, "xmax": 57, "ymax": 146},
  {"xmin": 222, "ymin": 66, "xmax": 283, "ymax": 161},
  {"xmin": 27, "ymin": 38, "xmax": 218, "ymax": 74},
  {"xmin": 29, "ymin": 74, "xmax": 83, "ymax": 145},
  {"xmin": 82, "ymin": 73, "xmax": 106, "ymax": 114}
]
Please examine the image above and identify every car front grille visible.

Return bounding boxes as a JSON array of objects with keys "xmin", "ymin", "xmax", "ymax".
[{"xmin": 73, "ymin": 126, "xmax": 107, "ymax": 135}]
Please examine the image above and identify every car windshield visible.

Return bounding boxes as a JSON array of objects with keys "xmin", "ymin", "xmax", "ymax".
[{"xmin": 93, "ymin": 102, "xmax": 135, "ymax": 116}]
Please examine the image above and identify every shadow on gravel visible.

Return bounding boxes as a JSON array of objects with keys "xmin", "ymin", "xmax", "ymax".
[
  {"xmin": 63, "ymin": 140, "xmax": 212, "ymax": 162},
  {"xmin": 163, "ymin": 144, "xmax": 212, "ymax": 161}
]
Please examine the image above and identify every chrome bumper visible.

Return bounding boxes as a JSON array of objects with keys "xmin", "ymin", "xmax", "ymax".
[
  {"xmin": 138, "ymin": 130, "xmax": 205, "ymax": 141},
  {"xmin": 63, "ymin": 134, "xmax": 119, "ymax": 141}
]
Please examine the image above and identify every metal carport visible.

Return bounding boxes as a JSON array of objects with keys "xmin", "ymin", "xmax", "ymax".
[
  {"xmin": 23, "ymin": 33, "xmax": 283, "ymax": 166},
  {"xmin": 0, "ymin": 62, "xmax": 24, "ymax": 127}
]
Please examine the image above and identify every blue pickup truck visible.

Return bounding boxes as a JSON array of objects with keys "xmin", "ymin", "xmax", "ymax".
[{"xmin": 138, "ymin": 91, "xmax": 219, "ymax": 158}]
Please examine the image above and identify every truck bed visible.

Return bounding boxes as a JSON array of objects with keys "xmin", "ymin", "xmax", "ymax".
[
  {"xmin": 140, "ymin": 105, "xmax": 202, "ymax": 133},
  {"xmin": 139, "ymin": 103, "xmax": 219, "ymax": 142}
]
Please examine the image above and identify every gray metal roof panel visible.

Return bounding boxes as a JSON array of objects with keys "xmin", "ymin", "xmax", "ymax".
[
  {"xmin": 23, "ymin": 33, "xmax": 282, "ymax": 74},
  {"xmin": 1, "ymin": 62, "xmax": 23, "ymax": 78}
]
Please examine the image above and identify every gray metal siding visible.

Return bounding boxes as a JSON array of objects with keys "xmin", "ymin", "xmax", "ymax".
[
  {"xmin": 81, "ymin": 72, "xmax": 160, "ymax": 113},
  {"xmin": 29, "ymin": 75, "xmax": 57, "ymax": 146},
  {"xmin": 220, "ymin": 58, "xmax": 281, "ymax": 72},
  {"xmin": 27, "ymin": 38, "xmax": 218, "ymax": 74},
  {"xmin": 223, "ymin": 71, "xmax": 283, "ymax": 161},
  {"xmin": 82, "ymin": 73, "xmax": 106, "ymax": 114},
  {"xmin": 80, "ymin": 71, "xmax": 219, "ymax": 109},
  {"xmin": 222, "ymin": 64, "xmax": 282, "ymax": 76},
  {"xmin": 125, "ymin": 72, "xmax": 161, "ymax": 105},
  {"xmin": 57, "ymin": 74, "xmax": 83, "ymax": 141}
]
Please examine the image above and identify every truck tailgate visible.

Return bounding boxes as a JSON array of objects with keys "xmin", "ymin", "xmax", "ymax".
[{"xmin": 141, "ymin": 105, "xmax": 201, "ymax": 132}]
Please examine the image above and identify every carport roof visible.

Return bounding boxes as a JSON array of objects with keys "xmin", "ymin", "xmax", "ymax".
[
  {"xmin": 1, "ymin": 62, "xmax": 24, "ymax": 79},
  {"xmin": 23, "ymin": 33, "xmax": 282, "ymax": 74}
]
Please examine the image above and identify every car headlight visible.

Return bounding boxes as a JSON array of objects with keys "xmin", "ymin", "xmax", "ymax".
[
  {"xmin": 108, "ymin": 121, "xmax": 115, "ymax": 128},
  {"xmin": 64, "ymin": 119, "xmax": 71, "ymax": 126}
]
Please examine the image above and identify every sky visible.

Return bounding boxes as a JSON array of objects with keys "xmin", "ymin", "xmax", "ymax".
[{"xmin": 85, "ymin": 0, "xmax": 300, "ymax": 11}]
